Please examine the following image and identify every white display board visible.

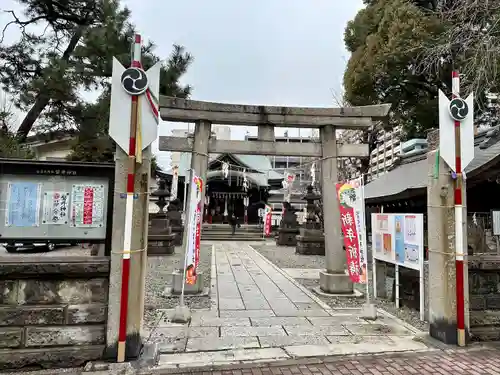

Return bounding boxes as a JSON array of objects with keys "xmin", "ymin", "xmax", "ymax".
[
  {"xmin": 492, "ymin": 210, "xmax": 500, "ymax": 236},
  {"xmin": 371, "ymin": 213, "xmax": 425, "ymax": 321},
  {"xmin": 0, "ymin": 175, "xmax": 109, "ymax": 240}
]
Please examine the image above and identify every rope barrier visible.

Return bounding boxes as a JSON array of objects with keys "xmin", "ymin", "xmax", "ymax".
[{"xmin": 111, "ymin": 247, "xmax": 147, "ymax": 255}]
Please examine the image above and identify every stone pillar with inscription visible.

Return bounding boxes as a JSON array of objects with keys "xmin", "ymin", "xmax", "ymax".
[{"xmin": 427, "ymin": 129, "xmax": 470, "ymax": 344}]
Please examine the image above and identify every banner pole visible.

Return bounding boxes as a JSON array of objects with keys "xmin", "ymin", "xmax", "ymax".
[
  {"xmin": 117, "ymin": 33, "xmax": 142, "ymax": 363},
  {"xmin": 171, "ymin": 168, "xmax": 194, "ymax": 323},
  {"xmin": 179, "ymin": 168, "xmax": 194, "ymax": 308},
  {"xmin": 452, "ymin": 70, "xmax": 466, "ymax": 347}
]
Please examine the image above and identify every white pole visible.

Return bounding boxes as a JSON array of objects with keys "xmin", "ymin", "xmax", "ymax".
[
  {"xmin": 171, "ymin": 166, "xmax": 179, "ymax": 200},
  {"xmin": 299, "ymin": 128, "xmax": 302, "ymax": 186},
  {"xmin": 183, "ymin": 177, "xmax": 188, "ymax": 212},
  {"xmin": 179, "ymin": 168, "xmax": 194, "ymax": 308},
  {"xmin": 395, "ymin": 264, "xmax": 400, "ymax": 309},
  {"xmin": 360, "ymin": 176, "xmax": 376, "ymax": 320},
  {"xmin": 360, "ymin": 176, "xmax": 370, "ymax": 306}
]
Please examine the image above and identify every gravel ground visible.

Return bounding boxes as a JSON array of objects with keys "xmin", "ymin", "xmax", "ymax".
[
  {"xmin": 253, "ymin": 243, "xmax": 429, "ymax": 332},
  {"xmin": 254, "ymin": 242, "xmax": 325, "ymax": 269},
  {"xmin": 144, "ymin": 244, "xmax": 212, "ymax": 325}
]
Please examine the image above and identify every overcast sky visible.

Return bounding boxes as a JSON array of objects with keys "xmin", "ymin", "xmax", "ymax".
[{"xmin": 1, "ymin": 0, "xmax": 364, "ymax": 168}]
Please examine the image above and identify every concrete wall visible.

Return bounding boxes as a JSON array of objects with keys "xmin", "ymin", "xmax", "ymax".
[{"xmin": 0, "ymin": 257, "xmax": 110, "ymax": 370}]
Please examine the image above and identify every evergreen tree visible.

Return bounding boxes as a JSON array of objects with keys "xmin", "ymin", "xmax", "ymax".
[
  {"xmin": 0, "ymin": 0, "xmax": 193, "ymax": 150},
  {"xmin": 344, "ymin": 0, "xmax": 444, "ymax": 138},
  {"xmin": 344, "ymin": 0, "xmax": 500, "ymax": 138},
  {"xmin": 0, "ymin": 92, "xmax": 33, "ymax": 158}
]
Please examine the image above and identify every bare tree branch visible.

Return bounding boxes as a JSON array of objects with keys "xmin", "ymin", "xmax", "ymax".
[
  {"xmin": 416, "ymin": 0, "xmax": 500, "ymax": 95},
  {"xmin": 0, "ymin": 10, "xmax": 47, "ymax": 43}
]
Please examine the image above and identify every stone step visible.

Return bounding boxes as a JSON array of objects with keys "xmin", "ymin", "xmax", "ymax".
[
  {"xmin": 202, "ymin": 226, "xmax": 262, "ymax": 233},
  {"xmin": 201, "ymin": 231, "xmax": 265, "ymax": 237},
  {"xmin": 202, "ymin": 231, "xmax": 263, "ymax": 235},
  {"xmin": 201, "ymin": 234, "xmax": 265, "ymax": 241}
]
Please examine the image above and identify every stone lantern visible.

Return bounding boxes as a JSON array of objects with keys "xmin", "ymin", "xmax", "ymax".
[
  {"xmin": 148, "ymin": 179, "xmax": 175, "ymax": 255},
  {"xmin": 166, "ymin": 198, "xmax": 184, "ymax": 246},
  {"xmin": 276, "ymin": 201, "xmax": 299, "ymax": 246},
  {"xmin": 296, "ymin": 185, "xmax": 325, "ymax": 255}
]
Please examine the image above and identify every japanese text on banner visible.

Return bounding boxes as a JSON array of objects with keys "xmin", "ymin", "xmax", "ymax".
[
  {"xmin": 336, "ymin": 178, "xmax": 367, "ymax": 284},
  {"xmin": 263, "ymin": 204, "xmax": 272, "ymax": 237},
  {"xmin": 185, "ymin": 175, "xmax": 203, "ymax": 285}
]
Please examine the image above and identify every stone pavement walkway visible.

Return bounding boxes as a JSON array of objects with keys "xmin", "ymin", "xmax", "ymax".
[
  {"xmin": 148, "ymin": 242, "xmax": 430, "ymax": 368},
  {"xmin": 146, "ymin": 348, "xmax": 500, "ymax": 375}
]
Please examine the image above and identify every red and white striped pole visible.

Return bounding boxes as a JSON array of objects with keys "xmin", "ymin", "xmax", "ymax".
[
  {"xmin": 452, "ymin": 70, "xmax": 466, "ymax": 347},
  {"xmin": 117, "ymin": 33, "xmax": 142, "ymax": 363}
]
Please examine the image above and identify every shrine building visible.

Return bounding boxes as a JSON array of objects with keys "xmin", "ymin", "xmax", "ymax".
[{"xmin": 159, "ymin": 152, "xmax": 285, "ymax": 224}]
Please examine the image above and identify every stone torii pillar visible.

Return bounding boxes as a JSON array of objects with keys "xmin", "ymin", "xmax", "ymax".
[
  {"xmin": 187, "ymin": 120, "xmax": 211, "ymax": 214},
  {"xmin": 319, "ymin": 125, "xmax": 353, "ymax": 294}
]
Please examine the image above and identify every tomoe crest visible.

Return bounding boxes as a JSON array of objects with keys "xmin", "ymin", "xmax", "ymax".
[
  {"xmin": 449, "ymin": 97, "xmax": 469, "ymax": 122},
  {"xmin": 121, "ymin": 67, "xmax": 148, "ymax": 95}
]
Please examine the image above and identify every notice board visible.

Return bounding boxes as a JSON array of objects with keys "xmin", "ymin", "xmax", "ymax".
[{"xmin": 0, "ymin": 159, "xmax": 114, "ymax": 242}]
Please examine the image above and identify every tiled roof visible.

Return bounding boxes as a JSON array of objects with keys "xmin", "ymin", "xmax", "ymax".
[
  {"xmin": 165, "ymin": 153, "xmax": 284, "ymax": 186},
  {"xmin": 364, "ymin": 127, "xmax": 500, "ymax": 202}
]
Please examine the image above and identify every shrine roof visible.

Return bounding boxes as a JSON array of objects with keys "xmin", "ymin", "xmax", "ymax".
[
  {"xmin": 364, "ymin": 126, "xmax": 500, "ymax": 203},
  {"xmin": 164, "ymin": 152, "xmax": 284, "ymax": 185}
]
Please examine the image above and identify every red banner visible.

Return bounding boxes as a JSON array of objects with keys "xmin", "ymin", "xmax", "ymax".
[
  {"xmin": 336, "ymin": 183, "xmax": 361, "ymax": 283},
  {"xmin": 264, "ymin": 205, "xmax": 272, "ymax": 237},
  {"xmin": 83, "ymin": 187, "xmax": 94, "ymax": 225},
  {"xmin": 194, "ymin": 205, "xmax": 201, "ymax": 268}
]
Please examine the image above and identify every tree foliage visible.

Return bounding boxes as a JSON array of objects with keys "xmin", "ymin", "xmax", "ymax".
[
  {"xmin": 0, "ymin": 0, "xmax": 193, "ymax": 165},
  {"xmin": 344, "ymin": 0, "xmax": 445, "ymax": 138},
  {"xmin": 345, "ymin": 0, "xmax": 500, "ymax": 139},
  {"xmin": 417, "ymin": 1, "xmax": 500, "ymax": 101},
  {"xmin": 0, "ymin": 92, "xmax": 33, "ymax": 158}
]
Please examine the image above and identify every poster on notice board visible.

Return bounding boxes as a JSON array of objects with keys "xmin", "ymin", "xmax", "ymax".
[{"xmin": 371, "ymin": 213, "xmax": 423, "ymax": 271}]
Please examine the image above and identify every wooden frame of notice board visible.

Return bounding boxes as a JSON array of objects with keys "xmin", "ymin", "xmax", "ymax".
[
  {"xmin": 371, "ymin": 213, "xmax": 425, "ymax": 321},
  {"xmin": 0, "ymin": 158, "xmax": 115, "ymax": 255}
]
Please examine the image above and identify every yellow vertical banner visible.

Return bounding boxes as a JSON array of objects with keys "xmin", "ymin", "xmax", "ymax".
[{"xmin": 135, "ymin": 96, "xmax": 143, "ymax": 164}]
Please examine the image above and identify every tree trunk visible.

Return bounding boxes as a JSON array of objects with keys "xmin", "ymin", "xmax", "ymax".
[{"xmin": 16, "ymin": 27, "xmax": 84, "ymax": 141}]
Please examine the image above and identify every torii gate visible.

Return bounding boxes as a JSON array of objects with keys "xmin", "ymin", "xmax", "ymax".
[
  {"xmin": 105, "ymin": 86, "xmax": 390, "ymax": 360},
  {"xmin": 158, "ymin": 96, "xmax": 390, "ymax": 293}
]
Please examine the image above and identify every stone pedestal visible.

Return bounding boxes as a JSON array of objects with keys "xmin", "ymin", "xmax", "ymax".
[
  {"xmin": 277, "ymin": 202, "xmax": 300, "ymax": 246},
  {"xmin": 148, "ymin": 214, "xmax": 175, "ymax": 255},
  {"xmin": 295, "ymin": 186, "xmax": 325, "ymax": 255},
  {"xmin": 171, "ymin": 269, "xmax": 204, "ymax": 295},
  {"xmin": 166, "ymin": 198, "xmax": 184, "ymax": 246},
  {"xmin": 148, "ymin": 179, "xmax": 175, "ymax": 255},
  {"xmin": 296, "ymin": 226, "xmax": 325, "ymax": 255}
]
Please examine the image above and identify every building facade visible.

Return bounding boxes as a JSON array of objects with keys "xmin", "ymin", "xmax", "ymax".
[
  {"xmin": 368, "ymin": 127, "xmax": 402, "ymax": 180},
  {"xmin": 24, "ymin": 131, "xmax": 76, "ymax": 161},
  {"xmin": 244, "ymin": 133, "xmax": 317, "ymax": 187},
  {"xmin": 162, "ymin": 150, "xmax": 283, "ymax": 224}
]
